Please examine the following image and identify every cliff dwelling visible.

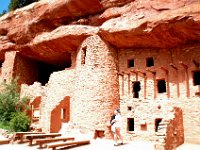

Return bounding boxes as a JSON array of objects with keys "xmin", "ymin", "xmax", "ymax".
[{"xmin": 0, "ymin": 0, "xmax": 200, "ymax": 149}]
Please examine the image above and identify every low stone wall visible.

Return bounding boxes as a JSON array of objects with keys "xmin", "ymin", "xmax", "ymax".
[
  {"xmin": 40, "ymin": 69, "xmax": 75, "ymax": 133},
  {"xmin": 120, "ymin": 99, "xmax": 184, "ymax": 150}
]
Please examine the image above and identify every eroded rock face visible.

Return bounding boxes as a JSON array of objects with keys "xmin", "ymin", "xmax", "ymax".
[
  {"xmin": 99, "ymin": 3, "xmax": 200, "ymax": 48},
  {"xmin": 0, "ymin": 0, "xmax": 200, "ymax": 63}
]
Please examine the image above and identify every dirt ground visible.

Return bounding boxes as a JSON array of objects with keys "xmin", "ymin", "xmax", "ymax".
[
  {"xmin": 1, "ymin": 139, "xmax": 200, "ymax": 150},
  {"xmin": 0, "ymin": 138, "xmax": 154, "ymax": 150},
  {"xmin": 1, "ymin": 134, "xmax": 200, "ymax": 150}
]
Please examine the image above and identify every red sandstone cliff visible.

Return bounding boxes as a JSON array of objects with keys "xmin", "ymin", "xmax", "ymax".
[{"xmin": 0, "ymin": 0, "xmax": 200, "ymax": 63}]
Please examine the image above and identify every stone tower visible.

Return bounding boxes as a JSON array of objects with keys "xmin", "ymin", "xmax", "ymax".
[{"xmin": 72, "ymin": 35, "xmax": 120, "ymax": 136}]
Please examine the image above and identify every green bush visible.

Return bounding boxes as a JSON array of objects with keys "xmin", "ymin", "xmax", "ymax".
[
  {"xmin": 0, "ymin": 79, "xmax": 29, "ymax": 121},
  {"xmin": 0, "ymin": 121, "xmax": 11, "ymax": 131},
  {"xmin": 9, "ymin": 112, "xmax": 30, "ymax": 132},
  {"xmin": 0, "ymin": 79, "xmax": 20, "ymax": 121},
  {"xmin": 0, "ymin": 78, "xmax": 30, "ymax": 132}
]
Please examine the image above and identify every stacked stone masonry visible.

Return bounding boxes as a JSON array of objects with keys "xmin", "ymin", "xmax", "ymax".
[{"xmin": 0, "ymin": 0, "xmax": 200, "ymax": 149}]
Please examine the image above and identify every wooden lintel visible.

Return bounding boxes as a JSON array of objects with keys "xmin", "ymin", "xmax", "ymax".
[
  {"xmin": 160, "ymin": 67, "xmax": 168, "ymax": 73},
  {"xmin": 179, "ymin": 61, "xmax": 188, "ymax": 69},
  {"xmin": 118, "ymin": 72, "xmax": 124, "ymax": 76},
  {"xmin": 169, "ymin": 63, "xmax": 178, "ymax": 70},
  {"xmin": 130, "ymin": 70, "xmax": 137, "ymax": 74},
  {"xmin": 146, "ymin": 69, "xmax": 156, "ymax": 75}
]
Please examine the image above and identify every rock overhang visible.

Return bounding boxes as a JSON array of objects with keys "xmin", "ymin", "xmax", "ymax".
[
  {"xmin": 99, "ymin": 2, "xmax": 200, "ymax": 48},
  {"xmin": 0, "ymin": 0, "xmax": 200, "ymax": 64}
]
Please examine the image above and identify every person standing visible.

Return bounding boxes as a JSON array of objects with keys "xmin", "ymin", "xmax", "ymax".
[
  {"xmin": 110, "ymin": 114, "xmax": 116, "ymax": 140},
  {"xmin": 111, "ymin": 109, "xmax": 123, "ymax": 146}
]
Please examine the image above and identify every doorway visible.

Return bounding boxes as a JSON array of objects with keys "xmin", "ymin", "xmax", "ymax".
[{"xmin": 132, "ymin": 81, "xmax": 141, "ymax": 98}]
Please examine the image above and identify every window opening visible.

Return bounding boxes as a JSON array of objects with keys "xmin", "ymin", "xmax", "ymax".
[
  {"xmin": 132, "ymin": 81, "xmax": 141, "ymax": 98},
  {"xmin": 128, "ymin": 59, "xmax": 134, "ymax": 68},
  {"xmin": 157, "ymin": 80, "xmax": 166, "ymax": 93},
  {"xmin": 127, "ymin": 106, "xmax": 132, "ymax": 111},
  {"xmin": 146, "ymin": 57, "xmax": 154, "ymax": 67},
  {"xmin": 155, "ymin": 118, "xmax": 162, "ymax": 132},
  {"xmin": 61, "ymin": 108, "xmax": 66, "ymax": 119},
  {"xmin": 0, "ymin": 61, "xmax": 3, "ymax": 67},
  {"xmin": 127, "ymin": 118, "xmax": 134, "ymax": 131},
  {"xmin": 193, "ymin": 71, "xmax": 200, "ymax": 85},
  {"xmin": 81, "ymin": 46, "xmax": 87, "ymax": 65},
  {"xmin": 141, "ymin": 124, "xmax": 147, "ymax": 131},
  {"xmin": 94, "ymin": 130, "xmax": 105, "ymax": 139}
]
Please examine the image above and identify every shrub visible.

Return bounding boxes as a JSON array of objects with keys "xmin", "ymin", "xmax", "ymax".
[
  {"xmin": 9, "ymin": 112, "xmax": 31, "ymax": 132},
  {"xmin": 0, "ymin": 121, "xmax": 11, "ymax": 131},
  {"xmin": 0, "ymin": 78, "xmax": 30, "ymax": 132},
  {"xmin": 0, "ymin": 79, "xmax": 29, "ymax": 121}
]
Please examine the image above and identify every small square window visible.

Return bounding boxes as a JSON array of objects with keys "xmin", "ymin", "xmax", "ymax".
[
  {"xmin": 141, "ymin": 124, "xmax": 147, "ymax": 131},
  {"xmin": 146, "ymin": 57, "xmax": 154, "ymax": 67},
  {"xmin": 127, "ymin": 106, "xmax": 132, "ymax": 111},
  {"xmin": 128, "ymin": 59, "xmax": 134, "ymax": 68}
]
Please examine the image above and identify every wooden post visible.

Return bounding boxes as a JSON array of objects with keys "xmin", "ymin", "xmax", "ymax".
[
  {"xmin": 169, "ymin": 64, "xmax": 179, "ymax": 97},
  {"xmin": 128, "ymin": 73, "xmax": 130, "ymax": 98},
  {"xmin": 179, "ymin": 62, "xmax": 190, "ymax": 98}
]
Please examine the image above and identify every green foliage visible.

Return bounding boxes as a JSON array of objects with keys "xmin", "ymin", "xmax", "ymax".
[
  {"xmin": 9, "ymin": 112, "xmax": 30, "ymax": 132},
  {"xmin": 0, "ymin": 121, "xmax": 11, "ymax": 131},
  {"xmin": 0, "ymin": 78, "xmax": 30, "ymax": 132},
  {"xmin": 9, "ymin": 0, "xmax": 40, "ymax": 11},
  {"xmin": 0, "ymin": 79, "xmax": 20, "ymax": 121}
]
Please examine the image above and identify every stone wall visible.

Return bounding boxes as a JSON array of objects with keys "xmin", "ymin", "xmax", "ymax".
[
  {"xmin": 40, "ymin": 69, "xmax": 75, "ymax": 133},
  {"xmin": 14, "ymin": 54, "xmax": 38, "ymax": 85},
  {"xmin": 8, "ymin": 37, "xmax": 200, "ymax": 146},
  {"xmin": 1, "ymin": 51, "xmax": 16, "ymax": 82},
  {"xmin": 118, "ymin": 44, "xmax": 200, "ymax": 100},
  {"xmin": 120, "ymin": 99, "xmax": 184, "ymax": 150},
  {"xmin": 118, "ymin": 44, "xmax": 200, "ymax": 144},
  {"xmin": 1, "ymin": 51, "xmax": 39, "ymax": 85},
  {"xmin": 165, "ymin": 107, "xmax": 184, "ymax": 150},
  {"xmin": 20, "ymin": 82, "xmax": 45, "ymax": 100},
  {"xmin": 171, "ymin": 98, "xmax": 200, "ymax": 144},
  {"xmin": 18, "ymin": 40, "xmax": 200, "ymax": 145},
  {"xmin": 73, "ymin": 35, "xmax": 120, "ymax": 136}
]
